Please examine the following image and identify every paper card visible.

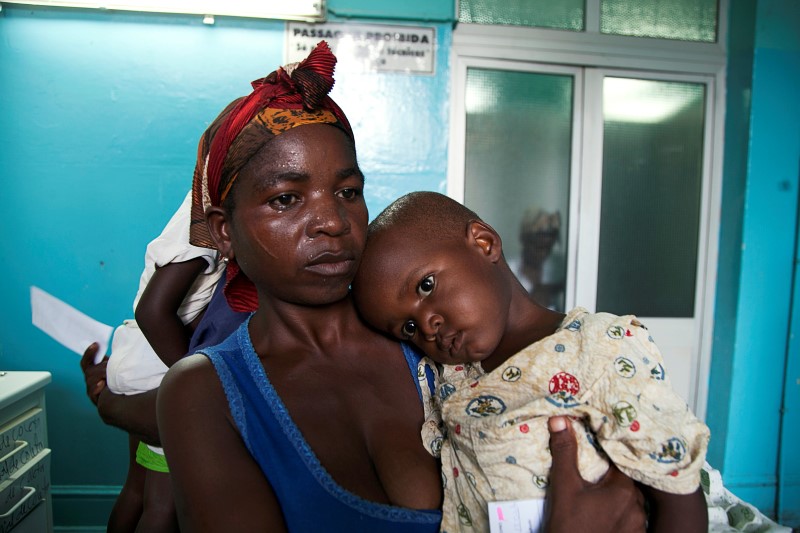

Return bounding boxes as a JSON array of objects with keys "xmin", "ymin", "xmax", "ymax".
[
  {"xmin": 30, "ymin": 286, "xmax": 113, "ymax": 363},
  {"xmin": 488, "ymin": 498, "xmax": 545, "ymax": 533}
]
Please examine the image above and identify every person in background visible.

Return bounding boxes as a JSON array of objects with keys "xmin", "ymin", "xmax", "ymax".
[
  {"xmin": 510, "ymin": 207, "xmax": 566, "ymax": 311},
  {"xmin": 352, "ymin": 191, "xmax": 709, "ymax": 533},
  {"xmin": 83, "ymin": 42, "xmax": 648, "ymax": 532},
  {"xmin": 104, "ymin": 190, "xmax": 225, "ymax": 532}
]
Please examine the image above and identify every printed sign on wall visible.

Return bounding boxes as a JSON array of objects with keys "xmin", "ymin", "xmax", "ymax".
[{"xmin": 286, "ymin": 22, "xmax": 436, "ymax": 75}]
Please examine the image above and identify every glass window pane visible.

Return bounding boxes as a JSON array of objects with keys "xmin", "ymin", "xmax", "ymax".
[
  {"xmin": 597, "ymin": 77, "xmax": 706, "ymax": 317},
  {"xmin": 601, "ymin": 0, "xmax": 718, "ymax": 42},
  {"xmin": 464, "ymin": 68, "xmax": 574, "ymax": 311},
  {"xmin": 459, "ymin": 0, "xmax": 585, "ymax": 31}
]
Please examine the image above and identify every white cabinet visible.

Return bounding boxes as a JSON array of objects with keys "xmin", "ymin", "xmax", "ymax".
[{"xmin": 0, "ymin": 372, "xmax": 52, "ymax": 533}]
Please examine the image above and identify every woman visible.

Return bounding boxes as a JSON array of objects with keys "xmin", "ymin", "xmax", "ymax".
[{"xmin": 84, "ymin": 42, "xmax": 646, "ymax": 532}]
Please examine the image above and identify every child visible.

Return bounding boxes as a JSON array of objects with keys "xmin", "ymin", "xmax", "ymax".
[
  {"xmin": 106, "ymin": 190, "xmax": 225, "ymax": 532},
  {"xmin": 352, "ymin": 191, "xmax": 710, "ymax": 533}
]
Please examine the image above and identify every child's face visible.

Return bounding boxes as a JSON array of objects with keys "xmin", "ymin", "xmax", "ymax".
[{"xmin": 353, "ymin": 225, "xmax": 510, "ymax": 365}]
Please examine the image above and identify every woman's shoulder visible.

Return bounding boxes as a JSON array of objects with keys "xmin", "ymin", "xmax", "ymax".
[
  {"xmin": 160, "ymin": 353, "xmax": 223, "ymax": 407},
  {"xmin": 170, "ymin": 351, "xmax": 216, "ymax": 373}
]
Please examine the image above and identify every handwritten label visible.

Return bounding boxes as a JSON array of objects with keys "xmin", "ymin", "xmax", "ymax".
[
  {"xmin": 0, "ymin": 409, "xmax": 45, "ymax": 484},
  {"xmin": 488, "ymin": 498, "xmax": 545, "ymax": 533},
  {"xmin": 0, "ymin": 450, "xmax": 50, "ymax": 532}
]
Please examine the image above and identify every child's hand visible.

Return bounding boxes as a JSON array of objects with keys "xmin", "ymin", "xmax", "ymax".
[
  {"xmin": 80, "ymin": 342, "xmax": 108, "ymax": 405},
  {"xmin": 544, "ymin": 416, "xmax": 647, "ymax": 533}
]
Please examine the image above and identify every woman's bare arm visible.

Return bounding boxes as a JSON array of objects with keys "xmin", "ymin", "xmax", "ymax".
[{"xmin": 157, "ymin": 354, "xmax": 287, "ymax": 532}]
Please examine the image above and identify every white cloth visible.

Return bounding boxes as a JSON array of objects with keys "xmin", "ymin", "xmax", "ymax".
[
  {"xmin": 107, "ymin": 191, "xmax": 224, "ymax": 396},
  {"xmin": 132, "ymin": 191, "xmax": 222, "ymax": 324},
  {"xmin": 703, "ymin": 462, "xmax": 792, "ymax": 532}
]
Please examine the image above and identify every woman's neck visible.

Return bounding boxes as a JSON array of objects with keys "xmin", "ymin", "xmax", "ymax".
[{"xmin": 248, "ymin": 293, "xmax": 362, "ymax": 356}]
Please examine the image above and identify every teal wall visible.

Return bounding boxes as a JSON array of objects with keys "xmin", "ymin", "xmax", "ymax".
[
  {"xmin": 328, "ymin": 0, "xmax": 454, "ymax": 21},
  {"xmin": 0, "ymin": 1, "xmax": 452, "ymax": 529},
  {"xmin": 2, "ymin": 0, "xmax": 799, "ymax": 529},
  {"xmin": 707, "ymin": 0, "xmax": 800, "ymax": 523},
  {"xmin": 781, "ymin": 205, "xmax": 800, "ymax": 525}
]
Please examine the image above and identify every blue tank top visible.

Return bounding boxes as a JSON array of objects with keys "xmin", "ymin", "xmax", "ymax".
[{"xmin": 202, "ymin": 318, "xmax": 442, "ymax": 532}]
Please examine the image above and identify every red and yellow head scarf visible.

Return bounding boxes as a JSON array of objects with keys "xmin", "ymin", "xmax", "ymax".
[{"xmin": 189, "ymin": 41, "xmax": 354, "ymax": 312}]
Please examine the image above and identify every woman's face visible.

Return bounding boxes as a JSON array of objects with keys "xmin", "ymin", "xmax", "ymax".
[{"xmin": 226, "ymin": 124, "xmax": 367, "ymax": 306}]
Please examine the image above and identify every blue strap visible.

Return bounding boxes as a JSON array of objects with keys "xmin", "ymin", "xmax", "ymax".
[{"xmin": 400, "ymin": 343, "xmax": 436, "ymax": 401}]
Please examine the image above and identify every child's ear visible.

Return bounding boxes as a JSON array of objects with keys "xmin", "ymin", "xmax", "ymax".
[
  {"xmin": 205, "ymin": 206, "xmax": 235, "ymax": 261},
  {"xmin": 468, "ymin": 220, "xmax": 503, "ymax": 263}
]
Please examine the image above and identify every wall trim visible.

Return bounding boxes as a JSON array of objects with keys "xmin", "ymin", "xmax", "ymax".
[
  {"xmin": 51, "ymin": 484, "xmax": 122, "ymax": 496},
  {"xmin": 51, "ymin": 484, "xmax": 120, "ymax": 531}
]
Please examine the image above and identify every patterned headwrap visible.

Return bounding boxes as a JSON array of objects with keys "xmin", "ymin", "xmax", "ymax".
[{"xmin": 189, "ymin": 41, "xmax": 354, "ymax": 312}]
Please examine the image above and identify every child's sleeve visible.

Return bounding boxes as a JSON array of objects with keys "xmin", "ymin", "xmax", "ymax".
[
  {"xmin": 416, "ymin": 356, "xmax": 446, "ymax": 458},
  {"xmin": 146, "ymin": 191, "xmax": 219, "ymax": 273},
  {"xmin": 584, "ymin": 315, "xmax": 710, "ymax": 494}
]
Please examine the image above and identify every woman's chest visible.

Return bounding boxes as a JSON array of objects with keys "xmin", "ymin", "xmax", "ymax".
[{"xmin": 267, "ymin": 352, "xmax": 442, "ymax": 508}]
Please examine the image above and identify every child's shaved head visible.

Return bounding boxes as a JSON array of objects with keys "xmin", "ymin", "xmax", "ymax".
[{"xmin": 368, "ymin": 191, "xmax": 481, "ymax": 244}]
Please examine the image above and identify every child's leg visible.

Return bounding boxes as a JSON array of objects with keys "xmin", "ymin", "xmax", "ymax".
[
  {"xmin": 107, "ymin": 435, "xmax": 145, "ymax": 533},
  {"xmin": 132, "ymin": 442, "xmax": 178, "ymax": 533},
  {"xmin": 135, "ymin": 469, "xmax": 179, "ymax": 533}
]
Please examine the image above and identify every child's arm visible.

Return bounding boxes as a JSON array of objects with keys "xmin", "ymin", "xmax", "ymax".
[
  {"xmin": 641, "ymin": 485, "xmax": 707, "ymax": 533},
  {"xmin": 585, "ymin": 314, "xmax": 710, "ymax": 531},
  {"xmin": 135, "ymin": 257, "xmax": 208, "ymax": 367}
]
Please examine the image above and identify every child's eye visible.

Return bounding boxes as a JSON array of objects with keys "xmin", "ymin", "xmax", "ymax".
[
  {"xmin": 417, "ymin": 275, "xmax": 435, "ymax": 297},
  {"xmin": 401, "ymin": 320, "xmax": 418, "ymax": 338}
]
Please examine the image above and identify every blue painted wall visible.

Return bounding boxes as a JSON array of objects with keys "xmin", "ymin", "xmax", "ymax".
[
  {"xmin": 2, "ymin": 0, "xmax": 799, "ymax": 529},
  {"xmin": 780, "ymin": 202, "xmax": 800, "ymax": 525},
  {"xmin": 0, "ymin": 2, "xmax": 452, "ymax": 528},
  {"xmin": 707, "ymin": 0, "xmax": 800, "ymax": 522},
  {"xmin": 328, "ymin": 0, "xmax": 454, "ymax": 21}
]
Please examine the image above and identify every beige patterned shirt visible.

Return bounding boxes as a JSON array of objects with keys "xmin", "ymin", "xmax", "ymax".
[{"xmin": 418, "ymin": 307, "xmax": 710, "ymax": 532}]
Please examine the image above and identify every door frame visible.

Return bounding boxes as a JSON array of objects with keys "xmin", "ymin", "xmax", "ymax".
[
  {"xmin": 447, "ymin": 58, "xmax": 585, "ymax": 316},
  {"xmin": 447, "ymin": 17, "xmax": 727, "ymax": 419}
]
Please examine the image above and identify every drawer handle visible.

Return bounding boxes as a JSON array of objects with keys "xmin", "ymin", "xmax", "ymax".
[
  {"xmin": 0, "ymin": 441, "xmax": 27, "ymax": 464},
  {"xmin": 0, "ymin": 486, "xmax": 36, "ymax": 518}
]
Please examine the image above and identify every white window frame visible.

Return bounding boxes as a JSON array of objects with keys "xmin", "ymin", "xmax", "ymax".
[{"xmin": 447, "ymin": 0, "xmax": 728, "ymax": 419}]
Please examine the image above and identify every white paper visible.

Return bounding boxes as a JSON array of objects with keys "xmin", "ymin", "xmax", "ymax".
[
  {"xmin": 30, "ymin": 286, "xmax": 113, "ymax": 363},
  {"xmin": 488, "ymin": 498, "xmax": 545, "ymax": 533},
  {"xmin": 286, "ymin": 22, "xmax": 436, "ymax": 75}
]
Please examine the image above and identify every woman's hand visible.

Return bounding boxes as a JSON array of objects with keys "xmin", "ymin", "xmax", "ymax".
[
  {"xmin": 79, "ymin": 342, "xmax": 161, "ymax": 444},
  {"xmin": 80, "ymin": 342, "xmax": 108, "ymax": 405},
  {"xmin": 544, "ymin": 416, "xmax": 647, "ymax": 533}
]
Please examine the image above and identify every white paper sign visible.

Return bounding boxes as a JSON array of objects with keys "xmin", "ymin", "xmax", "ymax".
[
  {"xmin": 488, "ymin": 498, "xmax": 545, "ymax": 533},
  {"xmin": 30, "ymin": 286, "xmax": 113, "ymax": 363},
  {"xmin": 286, "ymin": 22, "xmax": 436, "ymax": 74}
]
